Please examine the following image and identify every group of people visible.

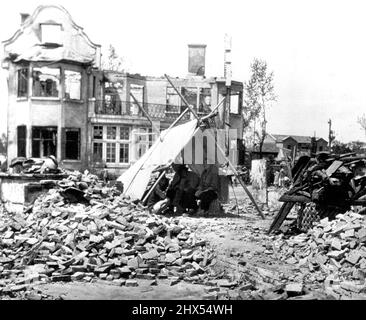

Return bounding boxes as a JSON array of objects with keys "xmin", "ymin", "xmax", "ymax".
[
  {"xmin": 144, "ymin": 163, "xmax": 220, "ymax": 216},
  {"xmin": 273, "ymin": 166, "xmax": 291, "ymax": 188}
]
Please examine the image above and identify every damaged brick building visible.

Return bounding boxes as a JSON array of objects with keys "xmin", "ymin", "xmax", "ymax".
[{"xmin": 2, "ymin": 5, "xmax": 244, "ymax": 177}]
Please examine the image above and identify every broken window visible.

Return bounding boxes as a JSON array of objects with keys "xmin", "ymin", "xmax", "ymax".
[
  {"xmin": 41, "ymin": 24, "xmax": 62, "ymax": 44},
  {"xmin": 106, "ymin": 143, "xmax": 116, "ymax": 163},
  {"xmin": 198, "ymin": 88, "xmax": 211, "ymax": 113},
  {"xmin": 17, "ymin": 125, "xmax": 26, "ymax": 157},
  {"xmin": 138, "ymin": 144, "xmax": 148, "ymax": 158},
  {"xmin": 65, "ymin": 129, "xmax": 80, "ymax": 160},
  {"xmin": 17, "ymin": 68, "xmax": 28, "ymax": 98},
  {"xmin": 119, "ymin": 144, "xmax": 129, "ymax": 163},
  {"xmin": 65, "ymin": 70, "xmax": 81, "ymax": 100},
  {"xmin": 130, "ymin": 84, "xmax": 144, "ymax": 116},
  {"xmin": 107, "ymin": 126, "xmax": 117, "ymax": 139},
  {"xmin": 32, "ymin": 67, "xmax": 60, "ymax": 97},
  {"xmin": 137, "ymin": 127, "xmax": 153, "ymax": 158},
  {"xmin": 230, "ymin": 94, "xmax": 239, "ymax": 114},
  {"xmin": 181, "ymin": 87, "xmax": 197, "ymax": 112},
  {"xmin": 32, "ymin": 127, "xmax": 57, "ymax": 158},
  {"xmin": 93, "ymin": 126, "xmax": 103, "ymax": 139},
  {"xmin": 102, "ymin": 82, "xmax": 122, "ymax": 115},
  {"xmin": 93, "ymin": 142, "xmax": 103, "ymax": 162},
  {"xmin": 166, "ymin": 87, "xmax": 180, "ymax": 113}
]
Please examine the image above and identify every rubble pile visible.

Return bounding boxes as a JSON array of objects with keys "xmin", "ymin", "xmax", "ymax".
[
  {"xmin": 270, "ymin": 210, "xmax": 366, "ymax": 298},
  {"xmin": 0, "ymin": 171, "xmax": 216, "ymax": 297}
]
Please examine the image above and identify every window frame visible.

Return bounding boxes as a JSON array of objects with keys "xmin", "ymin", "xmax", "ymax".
[
  {"xmin": 92, "ymin": 125, "xmax": 131, "ymax": 166},
  {"xmin": 17, "ymin": 125, "xmax": 27, "ymax": 157},
  {"xmin": 31, "ymin": 126, "xmax": 57, "ymax": 158},
  {"xmin": 32, "ymin": 66, "xmax": 61, "ymax": 98},
  {"xmin": 106, "ymin": 142, "xmax": 116, "ymax": 163},
  {"xmin": 17, "ymin": 68, "xmax": 29, "ymax": 98},
  {"xmin": 93, "ymin": 142, "xmax": 103, "ymax": 163},
  {"xmin": 64, "ymin": 70, "xmax": 82, "ymax": 101},
  {"xmin": 40, "ymin": 23, "xmax": 62, "ymax": 45},
  {"xmin": 64, "ymin": 128, "xmax": 81, "ymax": 160},
  {"xmin": 119, "ymin": 143, "xmax": 129, "ymax": 164}
]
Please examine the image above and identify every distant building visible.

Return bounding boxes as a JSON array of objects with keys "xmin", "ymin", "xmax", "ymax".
[
  {"xmin": 2, "ymin": 5, "xmax": 244, "ymax": 176},
  {"xmin": 250, "ymin": 133, "xmax": 328, "ymax": 160}
]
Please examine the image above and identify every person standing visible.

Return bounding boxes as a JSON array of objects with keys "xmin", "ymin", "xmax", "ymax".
[{"xmin": 195, "ymin": 164, "xmax": 219, "ymax": 215}]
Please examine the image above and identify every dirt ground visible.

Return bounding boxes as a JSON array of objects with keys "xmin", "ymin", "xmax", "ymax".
[{"xmin": 26, "ymin": 186, "xmax": 312, "ymax": 300}]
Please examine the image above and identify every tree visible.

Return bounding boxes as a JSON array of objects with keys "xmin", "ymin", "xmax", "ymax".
[
  {"xmin": 102, "ymin": 45, "xmax": 125, "ymax": 72},
  {"xmin": 358, "ymin": 114, "xmax": 366, "ymax": 138},
  {"xmin": 347, "ymin": 140, "xmax": 366, "ymax": 154},
  {"xmin": 243, "ymin": 58, "xmax": 276, "ymax": 158},
  {"xmin": 332, "ymin": 140, "xmax": 351, "ymax": 154},
  {"xmin": 332, "ymin": 139, "xmax": 366, "ymax": 154}
]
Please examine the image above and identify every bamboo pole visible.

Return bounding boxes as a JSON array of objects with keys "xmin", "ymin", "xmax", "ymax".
[
  {"xmin": 141, "ymin": 170, "xmax": 166, "ymax": 205},
  {"xmin": 164, "ymin": 74, "xmax": 199, "ymax": 120},
  {"xmin": 130, "ymin": 92, "xmax": 160, "ymax": 136}
]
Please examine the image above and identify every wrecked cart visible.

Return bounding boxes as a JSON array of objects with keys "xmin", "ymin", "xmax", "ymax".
[{"xmin": 269, "ymin": 152, "xmax": 366, "ymax": 233}]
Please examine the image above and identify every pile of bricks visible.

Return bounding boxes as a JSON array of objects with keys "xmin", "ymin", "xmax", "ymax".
[
  {"xmin": 269, "ymin": 210, "xmax": 366, "ymax": 298},
  {"xmin": 0, "ymin": 171, "xmax": 215, "ymax": 296}
]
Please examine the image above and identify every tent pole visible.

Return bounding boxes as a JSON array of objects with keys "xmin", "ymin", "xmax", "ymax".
[
  {"xmin": 130, "ymin": 92, "xmax": 161, "ymax": 137},
  {"xmin": 165, "ymin": 74, "xmax": 264, "ymax": 219},
  {"xmin": 141, "ymin": 170, "xmax": 166, "ymax": 205},
  {"xmin": 216, "ymin": 142, "xmax": 265, "ymax": 219},
  {"xmin": 164, "ymin": 74, "xmax": 200, "ymax": 120}
]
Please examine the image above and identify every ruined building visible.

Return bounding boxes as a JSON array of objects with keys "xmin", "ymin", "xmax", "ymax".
[{"xmin": 2, "ymin": 5, "xmax": 244, "ymax": 177}]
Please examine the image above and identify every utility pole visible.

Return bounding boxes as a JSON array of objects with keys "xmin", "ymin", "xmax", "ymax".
[
  {"xmin": 224, "ymin": 34, "xmax": 232, "ymax": 156},
  {"xmin": 328, "ymin": 119, "xmax": 335, "ymax": 150}
]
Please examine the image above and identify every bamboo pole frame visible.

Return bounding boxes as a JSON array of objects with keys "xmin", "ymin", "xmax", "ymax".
[{"xmin": 164, "ymin": 74, "xmax": 264, "ymax": 219}]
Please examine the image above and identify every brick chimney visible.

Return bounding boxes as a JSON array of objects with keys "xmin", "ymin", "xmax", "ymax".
[{"xmin": 188, "ymin": 44, "xmax": 206, "ymax": 76}]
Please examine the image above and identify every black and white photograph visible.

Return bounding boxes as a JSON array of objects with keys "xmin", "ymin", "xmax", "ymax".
[{"xmin": 0, "ymin": 0, "xmax": 366, "ymax": 307}]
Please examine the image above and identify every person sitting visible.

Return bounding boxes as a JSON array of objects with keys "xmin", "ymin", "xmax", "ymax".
[
  {"xmin": 166, "ymin": 164, "xmax": 199, "ymax": 215},
  {"xmin": 145, "ymin": 172, "xmax": 170, "ymax": 209},
  {"xmin": 195, "ymin": 164, "xmax": 219, "ymax": 215}
]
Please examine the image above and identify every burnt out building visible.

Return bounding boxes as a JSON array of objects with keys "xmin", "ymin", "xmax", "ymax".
[
  {"xmin": 2, "ymin": 5, "xmax": 101, "ymax": 171},
  {"xmin": 2, "ymin": 5, "xmax": 244, "ymax": 177}
]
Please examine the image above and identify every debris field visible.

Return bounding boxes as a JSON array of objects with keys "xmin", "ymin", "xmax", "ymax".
[
  {"xmin": 0, "ymin": 171, "xmax": 366, "ymax": 300},
  {"xmin": 0, "ymin": 171, "xmax": 216, "ymax": 299}
]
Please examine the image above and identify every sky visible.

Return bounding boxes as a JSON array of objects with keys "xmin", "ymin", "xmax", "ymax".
[{"xmin": 0, "ymin": 0, "xmax": 366, "ymax": 143}]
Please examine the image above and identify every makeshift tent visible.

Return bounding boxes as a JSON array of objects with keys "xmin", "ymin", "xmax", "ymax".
[
  {"xmin": 119, "ymin": 73, "xmax": 263, "ymax": 218},
  {"xmin": 118, "ymin": 119, "xmax": 213, "ymax": 200}
]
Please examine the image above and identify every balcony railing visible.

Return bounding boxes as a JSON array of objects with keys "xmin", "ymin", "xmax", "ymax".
[{"xmin": 92, "ymin": 100, "xmax": 210, "ymax": 121}]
